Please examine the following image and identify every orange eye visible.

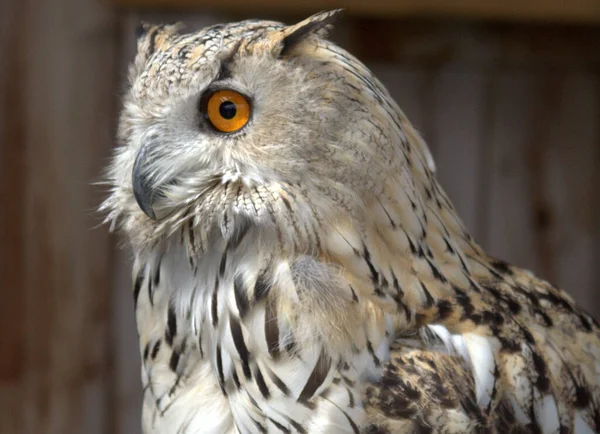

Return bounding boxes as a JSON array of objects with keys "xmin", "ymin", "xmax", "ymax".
[{"xmin": 206, "ymin": 90, "xmax": 251, "ymax": 133}]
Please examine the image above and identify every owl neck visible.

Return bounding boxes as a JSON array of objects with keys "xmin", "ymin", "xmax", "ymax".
[{"xmin": 319, "ymin": 163, "xmax": 499, "ymax": 328}]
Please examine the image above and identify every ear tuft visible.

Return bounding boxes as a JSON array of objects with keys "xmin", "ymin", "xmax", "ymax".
[
  {"xmin": 129, "ymin": 23, "xmax": 184, "ymax": 82},
  {"xmin": 279, "ymin": 9, "xmax": 343, "ymax": 57},
  {"xmin": 135, "ymin": 23, "xmax": 183, "ymax": 61}
]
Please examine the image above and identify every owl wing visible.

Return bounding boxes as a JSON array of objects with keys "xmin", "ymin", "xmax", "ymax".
[
  {"xmin": 359, "ymin": 302, "xmax": 600, "ymax": 434},
  {"xmin": 362, "ymin": 340, "xmax": 500, "ymax": 434},
  {"xmin": 321, "ymin": 188, "xmax": 600, "ymax": 433}
]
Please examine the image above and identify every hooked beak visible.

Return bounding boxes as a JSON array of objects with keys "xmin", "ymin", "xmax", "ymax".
[{"xmin": 132, "ymin": 145, "xmax": 157, "ymax": 220}]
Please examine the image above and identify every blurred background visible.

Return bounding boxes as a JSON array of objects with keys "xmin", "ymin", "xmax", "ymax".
[{"xmin": 1, "ymin": 0, "xmax": 599, "ymax": 433}]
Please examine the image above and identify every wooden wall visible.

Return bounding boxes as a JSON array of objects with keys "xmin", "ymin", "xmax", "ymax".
[
  {"xmin": 1, "ymin": 4, "xmax": 599, "ymax": 433},
  {"xmin": 0, "ymin": 0, "xmax": 118, "ymax": 432}
]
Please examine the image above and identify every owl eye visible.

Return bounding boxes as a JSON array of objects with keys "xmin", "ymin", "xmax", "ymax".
[{"xmin": 205, "ymin": 89, "xmax": 251, "ymax": 133}]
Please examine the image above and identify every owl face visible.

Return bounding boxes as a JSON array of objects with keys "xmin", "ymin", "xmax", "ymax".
[{"xmin": 105, "ymin": 11, "xmax": 433, "ymax": 251}]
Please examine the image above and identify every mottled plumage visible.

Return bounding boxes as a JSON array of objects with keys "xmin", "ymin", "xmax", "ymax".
[{"xmin": 102, "ymin": 10, "xmax": 600, "ymax": 433}]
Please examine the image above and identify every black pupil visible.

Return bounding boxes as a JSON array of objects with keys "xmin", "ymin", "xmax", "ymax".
[{"xmin": 219, "ymin": 100, "xmax": 237, "ymax": 120}]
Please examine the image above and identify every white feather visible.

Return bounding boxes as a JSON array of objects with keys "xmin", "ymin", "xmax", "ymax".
[
  {"xmin": 451, "ymin": 334, "xmax": 471, "ymax": 364},
  {"xmin": 143, "ymin": 363, "xmax": 235, "ymax": 434},
  {"xmin": 507, "ymin": 394, "xmax": 531, "ymax": 425},
  {"xmin": 575, "ymin": 411, "xmax": 595, "ymax": 434},
  {"xmin": 427, "ymin": 324, "xmax": 471, "ymax": 364},
  {"xmin": 463, "ymin": 333, "xmax": 496, "ymax": 409},
  {"xmin": 534, "ymin": 393, "xmax": 560, "ymax": 434},
  {"xmin": 428, "ymin": 324, "xmax": 453, "ymax": 349}
]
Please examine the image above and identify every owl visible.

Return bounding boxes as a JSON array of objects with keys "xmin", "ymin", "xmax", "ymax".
[{"xmin": 102, "ymin": 10, "xmax": 600, "ymax": 434}]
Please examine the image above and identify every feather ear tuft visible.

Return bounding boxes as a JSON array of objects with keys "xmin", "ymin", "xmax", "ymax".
[
  {"xmin": 278, "ymin": 9, "xmax": 343, "ymax": 57},
  {"xmin": 134, "ymin": 23, "xmax": 184, "ymax": 62},
  {"xmin": 129, "ymin": 22, "xmax": 184, "ymax": 83}
]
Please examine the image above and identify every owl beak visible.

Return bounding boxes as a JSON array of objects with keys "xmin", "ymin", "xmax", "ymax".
[{"xmin": 132, "ymin": 145, "xmax": 157, "ymax": 220}]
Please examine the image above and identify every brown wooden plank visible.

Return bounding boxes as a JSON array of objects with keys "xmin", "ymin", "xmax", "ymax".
[
  {"xmin": 482, "ymin": 71, "xmax": 545, "ymax": 280},
  {"xmin": 0, "ymin": 0, "xmax": 119, "ymax": 432},
  {"xmin": 111, "ymin": 17, "xmax": 146, "ymax": 434},
  {"xmin": 112, "ymin": 22, "xmax": 143, "ymax": 434},
  {"xmin": 483, "ymin": 70, "xmax": 600, "ymax": 313},
  {"xmin": 429, "ymin": 68, "xmax": 486, "ymax": 240},
  {"xmin": 112, "ymin": 0, "xmax": 600, "ymax": 24},
  {"xmin": 541, "ymin": 73, "xmax": 599, "ymax": 309},
  {"xmin": 0, "ymin": 0, "xmax": 27, "ymax": 432}
]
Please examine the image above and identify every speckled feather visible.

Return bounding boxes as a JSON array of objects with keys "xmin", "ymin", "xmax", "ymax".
[{"xmin": 102, "ymin": 10, "xmax": 600, "ymax": 433}]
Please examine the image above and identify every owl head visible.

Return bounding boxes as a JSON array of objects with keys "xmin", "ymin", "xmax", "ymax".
[{"xmin": 103, "ymin": 10, "xmax": 436, "ymax": 253}]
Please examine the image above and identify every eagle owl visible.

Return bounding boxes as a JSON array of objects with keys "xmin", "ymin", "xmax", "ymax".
[{"xmin": 103, "ymin": 10, "xmax": 600, "ymax": 433}]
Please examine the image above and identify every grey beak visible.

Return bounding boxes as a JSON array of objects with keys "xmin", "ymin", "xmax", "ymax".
[{"xmin": 132, "ymin": 145, "xmax": 157, "ymax": 220}]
